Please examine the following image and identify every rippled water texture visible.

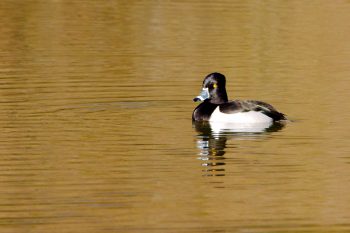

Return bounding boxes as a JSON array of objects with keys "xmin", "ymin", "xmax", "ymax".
[{"xmin": 1, "ymin": 1, "xmax": 350, "ymax": 232}]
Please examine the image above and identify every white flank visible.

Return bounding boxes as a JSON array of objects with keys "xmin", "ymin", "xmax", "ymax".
[
  {"xmin": 209, "ymin": 121, "xmax": 273, "ymax": 133},
  {"xmin": 209, "ymin": 107, "xmax": 273, "ymax": 123}
]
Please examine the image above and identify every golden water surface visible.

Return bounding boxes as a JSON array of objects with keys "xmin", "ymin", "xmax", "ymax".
[{"xmin": 1, "ymin": 1, "xmax": 350, "ymax": 232}]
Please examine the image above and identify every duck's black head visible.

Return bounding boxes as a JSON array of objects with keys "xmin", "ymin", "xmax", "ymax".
[{"xmin": 193, "ymin": 72, "xmax": 228, "ymax": 104}]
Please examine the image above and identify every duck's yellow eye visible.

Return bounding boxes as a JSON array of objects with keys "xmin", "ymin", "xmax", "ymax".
[{"xmin": 213, "ymin": 83, "xmax": 218, "ymax": 88}]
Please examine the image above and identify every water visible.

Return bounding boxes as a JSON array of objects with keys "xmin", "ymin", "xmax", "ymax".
[{"xmin": 1, "ymin": 1, "xmax": 350, "ymax": 232}]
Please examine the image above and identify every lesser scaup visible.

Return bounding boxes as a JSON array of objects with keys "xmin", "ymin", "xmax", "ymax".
[{"xmin": 192, "ymin": 72, "xmax": 287, "ymax": 123}]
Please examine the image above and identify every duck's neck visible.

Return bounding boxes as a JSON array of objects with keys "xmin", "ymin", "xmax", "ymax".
[{"xmin": 209, "ymin": 87, "xmax": 228, "ymax": 104}]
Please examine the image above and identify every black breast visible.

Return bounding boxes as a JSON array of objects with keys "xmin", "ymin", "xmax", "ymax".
[{"xmin": 192, "ymin": 101, "xmax": 218, "ymax": 121}]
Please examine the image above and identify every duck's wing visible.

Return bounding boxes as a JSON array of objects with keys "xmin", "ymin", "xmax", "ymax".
[{"xmin": 219, "ymin": 100, "xmax": 287, "ymax": 121}]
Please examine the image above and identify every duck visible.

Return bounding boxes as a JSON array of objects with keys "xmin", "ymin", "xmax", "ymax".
[{"xmin": 192, "ymin": 72, "xmax": 287, "ymax": 123}]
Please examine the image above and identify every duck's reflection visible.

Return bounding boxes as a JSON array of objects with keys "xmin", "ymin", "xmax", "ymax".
[{"xmin": 194, "ymin": 121, "xmax": 285, "ymax": 177}]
